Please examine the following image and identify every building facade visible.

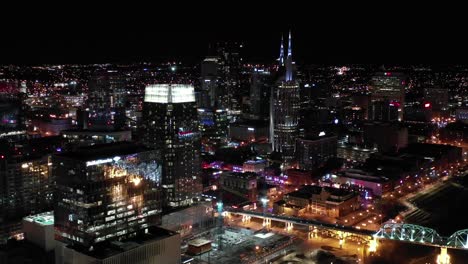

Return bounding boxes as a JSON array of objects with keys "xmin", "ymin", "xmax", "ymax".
[
  {"xmin": 296, "ymin": 134, "xmax": 337, "ymax": 171},
  {"xmin": 250, "ymin": 68, "xmax": 272, "ymax": 118},
  {"xmin": 142, "ymin": 84, "xmax": 202, "ymax": 208},
  {"xmin": 53, "ymin": 142, "xmax": 162, "ymax": 248},
  {"xmin": 370, "ymin": 72, "xmax": 405, "ymax": 121},
  {"xmin": 86, "ymin": 71, "xmax": 127, "ymax": 130},
  {"xmin": 271, "ymin": 31, "xmax": 300, "ymax": 162},
  {"xmin": 275, "ymin": 186, "xmax": 359, "ymax": 218},
  {"xmin": 57, "ymin": 227, "xmax": 180, "ymax": 264}
]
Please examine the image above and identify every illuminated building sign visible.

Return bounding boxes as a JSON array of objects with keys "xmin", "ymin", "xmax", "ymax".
[
  {"xmin": 144, "ymin": 84, "xmax": 195, "ymax": 103},
  {"xmin": 86, "ymin": 158, "xmax": 113, "ymax": 167}
]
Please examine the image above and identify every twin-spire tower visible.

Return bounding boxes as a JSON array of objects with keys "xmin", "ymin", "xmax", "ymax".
[{"xmin": 271, "ymin": 30, "xmax": 300, "ymax": 163}]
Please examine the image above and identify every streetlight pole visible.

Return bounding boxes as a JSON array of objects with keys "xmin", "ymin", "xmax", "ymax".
[{"xmin": 261, "ymin": 197, "xmax": 269, "ymax": 230}]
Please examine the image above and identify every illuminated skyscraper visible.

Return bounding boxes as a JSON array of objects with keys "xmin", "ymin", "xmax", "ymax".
[
  {"xmin": 142, "ymin": 84, "xmax": 202, "ymax": 208},
  {"xmin": 370, "ymin": 72, "xmax": 405, "ymax": 121},
  {"xmin": 250, "ymin": 67, "xmax": 272, "ymax": 118},
  {"xmin": 86, "ymin": 71, "xmax": 127, "ymax": 130},
  {"xmin": 53, "ymin": 142, "xmax": 162, "ymax": 248},
  {"xmin": 271, "ymin": 31, "xmax": 300, "ymax": 162},
  {"xmin": 200, "ymin": 56, "xmax": 221, "ymax": 108}
]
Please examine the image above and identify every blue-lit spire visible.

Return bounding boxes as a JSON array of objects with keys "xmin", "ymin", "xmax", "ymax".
[
  {"xmin": 278, "ymin": 34, "xmax": 284, "ymax": 66},
  {"xmin": 285, "ymin": 30, "xmax": 293, "ymax": 81}
]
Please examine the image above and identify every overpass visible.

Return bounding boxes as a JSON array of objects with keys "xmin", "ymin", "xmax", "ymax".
[
  {"xmin": 226, "ymin": 209, "xmax": 374, "ymax": 236},
  {"xmin": 227, "ymin": 209, "xmax": 468, "ymax": 250}
]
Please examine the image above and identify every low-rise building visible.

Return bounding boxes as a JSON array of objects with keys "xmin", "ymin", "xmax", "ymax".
[
  {"xmin": 161, "ymin": 202, "xmax": 215, "ymax": 238},
  {"xmin": 56, "ymin": 226, "xmax": 180, "ymax": 264},
  {"xmin": 220, "ymin": 172, "xmax": 258, "ymax": 202},
  {"xmin": 274, "ymin": 185, "xmax": 359, "ymax": 218},
  {"xmin": 61, "ymin": 129, "xmax": 131, "ymax": 150},
  {"xmin": 229, "ymin": 119, "xmax": 269, "ymax": 143},
  {"xmin": 337, "ymin": 144, "xmax": 377, "ymax": 163},
  {"xmin": 243, "ymin": 159, "xmax": 267, "ymax": 173},
  {"xmin": 187, "ymin": 238, "xmax": 212, "ymax": 255},
  {"xmin": 296, "ymin": 133, "xmax": 337, "ymax": 171},
  {"xmin": 285, "ymin": 169, "xmax": 315, "ymax": 187},
  {"xmin": 22, "ymin": 211, "xmax": 55, "ymax": 252},
  {"xmin": 337, "ymin": 169, "xmax": 392, "ymax": 197}
]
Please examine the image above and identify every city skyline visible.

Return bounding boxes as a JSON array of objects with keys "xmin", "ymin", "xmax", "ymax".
[{"xmin": 2, "ymin": 7, "xmax": 468, "ymax": 263}]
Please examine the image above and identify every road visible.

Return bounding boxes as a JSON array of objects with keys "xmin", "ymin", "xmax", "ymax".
[{"xmin": 227, "ymin": 215, "xmax": 365, "ymax": 263}]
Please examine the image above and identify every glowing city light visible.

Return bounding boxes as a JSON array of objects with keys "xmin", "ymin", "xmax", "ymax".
[{"xmin": 144, "ymin": 84, "xmax": 195, "ymax": 103}]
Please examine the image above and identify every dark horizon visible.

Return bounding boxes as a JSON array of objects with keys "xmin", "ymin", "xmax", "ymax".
[{"xmin": 2, "ymin": 4, "xmax": 468, "ymax": 65}]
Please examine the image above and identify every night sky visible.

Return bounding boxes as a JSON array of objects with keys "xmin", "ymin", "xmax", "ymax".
[{"xmin": 1, "ymin": 4, "xmax": 467, "ymax": 65}]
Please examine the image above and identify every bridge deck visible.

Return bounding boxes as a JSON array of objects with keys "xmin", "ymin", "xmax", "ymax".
[{"xmin": 227, "ymin": 209, "xmax": 375, "ymax": 236}]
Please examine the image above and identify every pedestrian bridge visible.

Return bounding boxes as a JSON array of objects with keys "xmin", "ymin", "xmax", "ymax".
[{"xmin": 375, "ymin": 223, "xmax": 468, "ymax": 250}]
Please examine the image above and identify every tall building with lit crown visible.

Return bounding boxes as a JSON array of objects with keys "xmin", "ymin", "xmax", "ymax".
[
  {"xmin": 271, "ymin": 31, "xmax": 300, "ymax": 162},
  {"xmin": 142, "ymin": 84, "xmax": 202, "ymax": 208}
]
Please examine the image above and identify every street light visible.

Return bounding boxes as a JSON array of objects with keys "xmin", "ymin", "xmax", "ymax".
[
  {"xmin": 260, "ymin": 197, "xmax": 269, "ymax": 215},
  {"xmin": 260, "ymin": 197, "xmax": 269, "ymax": 229}
]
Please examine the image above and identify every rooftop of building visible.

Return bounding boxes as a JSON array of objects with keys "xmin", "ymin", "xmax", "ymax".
[
  {"xmin": 55, "ymin": 142, "xmax": 153, "ymax": 162},
  {"xmin": 286, "ymin": 185, "xmax": 322, "ymax": 199},
  {"xmin": 286, "ymin": 168, "xmax": 313, "ymax": 176},
  {"xmin": 61, "ymin": 129, "xmax": 131, "ymax": 134},
  {"xmin": 231, "ymin": 119, "xmax": 269, "ymax": 127},
  {"xmin": 298, "ymin": 132, "xmax": 337, "ymax": 142},
  {"xmin": 66, "ymin": 226, "xmax": 178, "ymax": 260},
  {"xmin": 244, "ymin": 159, "xmax": 267, "ymax": 165},
  {"xmin": 340, "ymin": 169, "xmax": 390, "ymax": 183},
  {"xmin": 401, "ymin": 143, "xmax": 461, "ymax": 158},
  {"xmin": 23, "ymin": 211, "xmax": 54, "ymax": 226},
  {"xmin": 445, "ymin": 121, "xmax": 468, "ymax": 131},
  {"xmin": 187, "ymin": 238, "xmax": 211, "ymax": 247},
  {"xmin": 363, "ymin": 121, "xmax": 407, "ymax": 128},
  {"xmin": 286, "ymin": 185, "xmax": 355, "ymax": 200},
  {"xmin": 221, "ymin": 171, "xmax": 257, "ymax": 180}
]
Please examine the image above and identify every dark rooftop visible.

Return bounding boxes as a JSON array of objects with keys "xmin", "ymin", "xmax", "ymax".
[
  {"xmin": 287, "ymin": 185, "xmax": 354, "ymax": 199},
  {"xmin": 402, "ymin": 143, "xmax": 461, "ymax": 159},
  {"xmin": 299, "ymin": 133, "xmax": 337, "ymax": 142},
  {"xmin": 231, "ymin": 119, "xmax": 269, "ymax": 127},
  {"xmin": 55, "ymin": 142, "xmax": 153, "ymax": 161},
  {"xmin": 67, "ymin": 226, "xmax": 177, "ymax": 260},
  {"xmin": 287, "ymin": 185, "xmax": 322, "ymax": 199}
]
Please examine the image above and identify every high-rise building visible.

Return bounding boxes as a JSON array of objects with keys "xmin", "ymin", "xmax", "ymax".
[
  {"xmin": 197, "ymin": 108, "xmax": 228, "ymax": 153},
  {"xmin": 53, "ymin": 142, "xmax": 162, "ymax": 248},
  {"xmin": 368, "ymin": 100, "xmax": 399, "ymax": 122},
  {"xmin": 370, "ymin": 72, "xmax": 405, "ymax": 121},
  {"xmin": 363, "ymin": 122, "xmax": 408, "ymax": 153},
  {"xmin": 87, "ymin": 71, "xmax": 127, "ymax": 130},
  {"xmin": 250, "ymin": 68, "xmax": 272, "ymax": 118},
  {"xmin": 142, "ymin": 84, "xmax": 202, "ymax": 208},
  {"xmin": 424, "ymin": 87, "xmax": 448, "ymax": 111},
  {"xmin": 271, "ymin": 31, "xmax": 300, "ymax": 162},
  {"xmin": 201, "ymin": 56, "xmax": 222, "ymax": 108},
  {"xmin": 296, "ymin": 133, "xmax": 337, "ymax": 171},
  {"xmin": 217, "ymin": 42, "xmax": 243, "ymax": 112},
  {"xmin": 0, "ymin": 136, "xmax": 61, "ymax": 243}
]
